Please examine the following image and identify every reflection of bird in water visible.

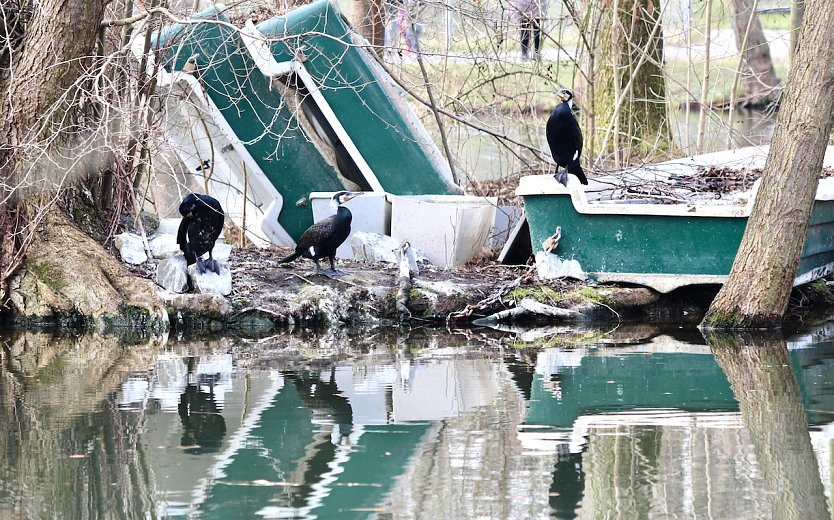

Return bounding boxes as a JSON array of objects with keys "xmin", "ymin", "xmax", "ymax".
[
  {"xmin": 178, "ymin": 357, "xmax": 227, "ymax": 454},
  {"xmin": 178, "ymin": 193, "xmax": 225, "ymax": 274},
  {"xmin": 278, "ymin": 191, "xmax": 360, "ymax": 278},
  {"xmin": 285, "ymin": 368, "xmax": 354, "ymax": 444},
  {"xmin": 542, "ymin": 226, "xmax": 562, "ymax": 253},
  {"xmin": 546, "ymin": 88, "xmax": 588, "ymax": 187}
]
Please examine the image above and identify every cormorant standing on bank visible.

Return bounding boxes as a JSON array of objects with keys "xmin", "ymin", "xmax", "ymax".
[
  {"xmin": 546, "ymin": 88, "xmax": 588, "ymax": 187},
  {"xmin": 178, "ymin": 193, "xmax": 225, "ymax": 274},
  {"xmin": 278, "ymin": 191, "xmax": 360, "ymax": 278}
]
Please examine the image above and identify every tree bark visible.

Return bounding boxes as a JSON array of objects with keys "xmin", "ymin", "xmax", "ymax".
[
  {"xmin": 702, "ymin": 0, "xmax": 834, "ymax": 329},
  {"xmin": 729, "ymin": 0, "xmax": 781, "ymax": 106},
  {"xmin": 707, "ymin": 332, "xmax": 829, "ymax": 518},
  {"xmin": 0, "ymin": 0, "xmax": 110, "ymax": 301},
  {"xmin": 348, "ymin": 0, "xmax": 385, "ymax": 57},
  {"xmin": 580, "ymin": 0, "xmax": 670, "ymax": 165}
]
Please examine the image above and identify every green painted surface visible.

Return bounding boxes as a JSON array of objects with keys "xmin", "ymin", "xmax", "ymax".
[
  {"xmin": 257, "ymin": 1, "xmax": 457, "ymax": 196},
  {"xmin": 524, "ymin": 192, "xmax": 834, "ymax": 281},
  {"xmin": 155, "ymin": 1, "xmax": 455, "ymax": 241},
  {"xmin": 524, "ymin": 353, "xmax": 738, "ymax": 428},
  {"xmin": 196, "ymin": 380, "xmax": 430, "ymax": 518},
  {"xmin": 157, "ymin": 7, "xmax": 344, "ymax": 240},
  {"xmin": 525, "ymin": 346, "xmax": 834, "ymax": 429}
]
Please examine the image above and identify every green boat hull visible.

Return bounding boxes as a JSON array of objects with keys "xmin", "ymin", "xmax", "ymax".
[{"xmin": 518, "ymin": 175, "xmax": 834, "ymax": 292}]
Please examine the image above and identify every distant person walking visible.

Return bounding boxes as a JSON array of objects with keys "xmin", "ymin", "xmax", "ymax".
[
  {"xmin": 509, "ymin": 0, "xmax": 547, "ymax": 60},
  {"xmin": 384, "ymin": 0, "xmax": 422, "ymax": 60}
]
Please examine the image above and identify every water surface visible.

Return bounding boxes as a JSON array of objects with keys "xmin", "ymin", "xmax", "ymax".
[{"xmin": 1, "ymin": 325, "xmax": 832, "ymax": 518}]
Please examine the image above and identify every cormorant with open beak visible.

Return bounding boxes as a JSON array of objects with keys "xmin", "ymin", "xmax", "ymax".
[
  {"xmin": 278, "ymin": 191, "xmax": 360, "ymax": 278},
  {"xmin": 546, "ymin": 87, "xmax": 588, "ymax": 187},
  {"xmin": 177, "ymin": 193, "xmax": 225, "ymax": 274}
]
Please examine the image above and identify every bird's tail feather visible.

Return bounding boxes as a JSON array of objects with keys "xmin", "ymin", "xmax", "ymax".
[
  {"xmin": 278, "ymin": 251, "xmax": 301, "ymax": 264},
  {"xmin": 569, "ymin": 164, "xmax": 589, "ymax": 185}
]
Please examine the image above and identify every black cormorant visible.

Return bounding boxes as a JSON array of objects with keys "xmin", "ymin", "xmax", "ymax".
[
  {"xmin": 546, "ymin": 88, "xmax": 588, "ymax": 187},
  {"xmin": 177, "ymin": 193, "xmax": 225, "ymax": 274},
  {"xmin": 278, "ymin": 191, "xmax": 360, "ymax": 277}
]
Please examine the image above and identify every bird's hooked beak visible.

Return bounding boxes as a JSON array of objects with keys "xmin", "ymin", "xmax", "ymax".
[{"xmin": 338, "ymin": 192, "xmax": 361, "ymax": 205}]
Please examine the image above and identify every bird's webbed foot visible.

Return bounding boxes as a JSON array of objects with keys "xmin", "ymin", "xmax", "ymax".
[
  {"xmin": 323, "ymin": 268, "xmax": 347, "ymax": 278},
  {"xmin": 554, "ymin": 169, "xmax": 568, "ymax": 187},
  {"xmin": 203, "ymin": 258, "xmax": 221, "ymax": 275},
  {"xmin": 195, "ymin": 258, "xmax": 207, "ymax": 274}
]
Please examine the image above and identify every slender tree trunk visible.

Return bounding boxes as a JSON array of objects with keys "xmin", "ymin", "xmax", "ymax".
[
  {"xmin": 729, "ymin": 0, "xmax": 780, "ymax": 106},
  {"xmin": 349, "ymin": 0, "xmax": 386, "ymax": 57},
  {"xmin": 789, "ymin": 0, "xmax": 804, "ymax": 62},
  {"xmin": 702, "ymin": 0, "xmax": 834, "ymax": 329},
  {"xmin": 707, "ymin": 332, "xmax": 829, "ymax": 518}
]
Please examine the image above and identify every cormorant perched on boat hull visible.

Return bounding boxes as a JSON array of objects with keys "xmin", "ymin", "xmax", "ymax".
[
  {"xmin": 546, "ymin": 88, "xmax": 588, "ymax": 187},
  {"xmin": 278, "ymin": 191, "xmax": 360, "ymax": 277},
  {"xmin": 178, "ymin": 193, "xmax": 225, "ymax": 274}
]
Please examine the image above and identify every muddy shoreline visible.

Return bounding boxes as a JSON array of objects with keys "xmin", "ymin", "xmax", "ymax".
[{"xmin": 7, "ymin": 240, "xmax": 833, "ymax": 338}]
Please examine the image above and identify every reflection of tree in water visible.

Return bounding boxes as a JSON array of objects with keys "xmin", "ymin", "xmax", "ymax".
[
  {"xmin": 178, "ymin": 357, "xmax": 227, "ymax": 454},
  {"xmin": 0, "ymin": 332, "xmax": 155, "ymax": 518},
  {"xmin": 549, "ymin": 444, "xmax": 585, "ymax": 519},
  {"xmin": 284, "ymin": 367, "xmax": 354, "ymax": 443},
  {"xmin": 707, "ymin": 331, "xmax": 830, "ymax": 518}
]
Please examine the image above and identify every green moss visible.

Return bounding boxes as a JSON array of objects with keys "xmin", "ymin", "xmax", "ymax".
[
  {"xmin": 804, "ymin": 279, "xmax": 830, "ymax": 296},
  {"xmin": 28, "ymin": 260, "xmax": 66, "ymax": 292},
  {"xmin": 576, "ymin": 286, "xmax": 616, "ymax": 308},
  {"xmin": 702, "ymin": 310, "xmax": 742, "ymax": 329},
  {"xmin": 508, "ymin": 287, "xmax": 561, "ymax": 304}
]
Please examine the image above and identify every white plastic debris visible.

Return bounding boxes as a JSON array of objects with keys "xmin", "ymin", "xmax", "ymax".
[
  {"xmin": 535, "ymin": 251, "xmax": 587, "ymax": 281},
  {"xmin": 156, "ymin": 217, "xmax": 183, "ymax": 236},
  {"xmin": 155, "ymin": 255, "xmax": 189, "ymax": 293},
  {"xmin": 149, "ymin": 233, "xmax": 181, "ymax": 259},
  {"xmin": 189, "ymin": 262, "xmax": 232, "ymax": 296},
  {"xmin": 350, "ymin": 232, "xmax": 400, "ymax": 263},
  {"xmin": 212, "ymin": 241, "xmax": 232, "ymax": 262},
  {"xmin": 114, "ymin": 232, "xmax": 148, "ymax": 265},
  {"xmin": 351, "ymin": 232, "xmax": 430, "ymax": 265}
]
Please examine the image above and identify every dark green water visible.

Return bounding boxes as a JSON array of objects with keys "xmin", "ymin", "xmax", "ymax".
[{"xmin": 1, "ymin": 324, "xmax": 832, "ymax": 518}]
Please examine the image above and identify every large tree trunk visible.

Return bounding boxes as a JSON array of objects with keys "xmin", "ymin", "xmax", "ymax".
[
  {"xmin": 729, "ymin": 0, "xmax": 781, "ymax": 106},
  {"xmin": 707, "ymin": 332, "xmax": 829, "ymax": 517},
  {"xmin": 579, "ymin": 0, "xmax": 669, "ymax": 167},
  {"xmin": 702, "ymin": 0, "xmax": 834, "ymax": 329},
  {"xmin": 0, "ymin": 0, "xmax": 109, "ymax": 301}
]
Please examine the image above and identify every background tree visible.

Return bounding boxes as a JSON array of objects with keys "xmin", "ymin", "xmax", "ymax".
[
  {"xmin": 728, "ymin": 0, "xmax": 780, "ymax": 106},
  {"xmin": 702, "ymin": 0, "xmax": 834, "ymax": 328},
  {"xmin": 348, "ymin": 0, "xmax": 386, "ymax": 57},
  {"xmin": 576, "ymin": 0, "xmax": 670, "ymax": 168}
]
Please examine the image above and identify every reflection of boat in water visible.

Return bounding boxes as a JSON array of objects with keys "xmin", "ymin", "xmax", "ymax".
[
  {"xmin": 109, "ymin": 323, "xmax": 834, "ymax": 518},
  {"xmin": 512, "ymin": 324, "xmax": 834, "ymax": 519},
  {"xmin": 120, "ymin": 353, "xmax": 499, "ymax": 518}
]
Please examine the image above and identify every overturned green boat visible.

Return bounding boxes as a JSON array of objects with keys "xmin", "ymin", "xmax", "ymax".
[
  {"xmin": 143, "ymin": 0, "xmax": 459, "ymax": 246},
  {"xmin": 517, "ymin": 147, "xmax": 834, "ymax": 293}
]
